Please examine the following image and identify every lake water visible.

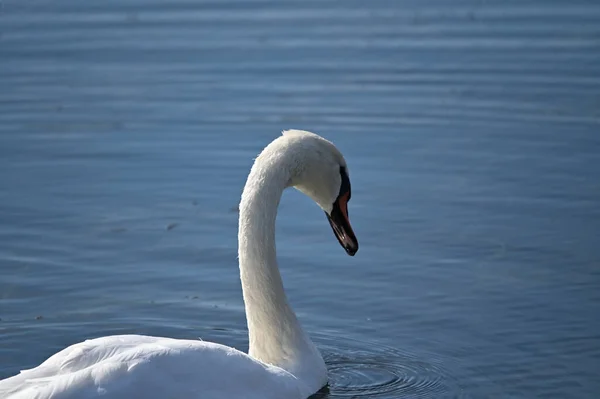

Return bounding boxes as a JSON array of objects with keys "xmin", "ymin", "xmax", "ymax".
[{"xmin": 1, "ymin": 0, "xmax": 599, "ymax": 397}]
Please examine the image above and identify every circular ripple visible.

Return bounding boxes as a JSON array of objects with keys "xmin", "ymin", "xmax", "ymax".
[
  {"xmin": 201, "ymin": 327, "xmax": 467, "ymax": 398},
  {"xmin": 312, "ymin": 333, "xmax": 466, "ymax": 398}
]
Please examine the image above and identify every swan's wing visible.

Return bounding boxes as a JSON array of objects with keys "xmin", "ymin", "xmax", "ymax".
[{"xmin": 0, "ymin": 335, "xmax": 305, "ymax": 399}]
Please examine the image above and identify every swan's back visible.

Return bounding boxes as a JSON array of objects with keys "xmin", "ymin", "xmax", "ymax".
[{"xmin": 0, "ymin": 335, "xmax": 305, "ymax": 399}]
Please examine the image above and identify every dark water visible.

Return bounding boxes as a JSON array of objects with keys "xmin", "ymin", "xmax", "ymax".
[{"xmin": 1, "ymin": 0, "xmax": 600, "ymax": 397}]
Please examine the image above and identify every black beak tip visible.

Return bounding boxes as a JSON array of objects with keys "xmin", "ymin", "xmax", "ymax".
[
  {"xmin": 325, "ymin": 210, "xmax": 358, "ymax": 257},
  {"xmin": 345, "ymin": 244, "xmax": 358, "ymax": 256}
]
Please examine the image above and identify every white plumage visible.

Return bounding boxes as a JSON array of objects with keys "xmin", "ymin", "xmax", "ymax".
[{"xmin": 2, "ymin": 335, "xmax": 303, "ymax": 399}]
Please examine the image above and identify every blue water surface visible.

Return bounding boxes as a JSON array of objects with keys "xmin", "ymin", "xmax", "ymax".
[{"xmin": 1, "ymin": 1, "xmax": 599, "ymax": 397}]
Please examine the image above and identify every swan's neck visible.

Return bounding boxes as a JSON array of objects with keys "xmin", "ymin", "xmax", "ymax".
[{"xmin": 238, "ymin": 150, "xmax": 327, "ymax": 392}]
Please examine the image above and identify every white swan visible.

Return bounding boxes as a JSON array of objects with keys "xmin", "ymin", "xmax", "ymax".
[{"xmin": 0, "ymin": 130, "xmax": 359, "ymax": 399}]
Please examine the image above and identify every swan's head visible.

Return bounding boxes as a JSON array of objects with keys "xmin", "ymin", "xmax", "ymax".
[{"xmin": 283, "ymin": 130, "xmax": 359, "ymax": 256}]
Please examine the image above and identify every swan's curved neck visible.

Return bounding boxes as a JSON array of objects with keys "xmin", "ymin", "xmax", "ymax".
[{"xmin": 238, "ymin": 147, "xmax": 326, "ymax": 390}]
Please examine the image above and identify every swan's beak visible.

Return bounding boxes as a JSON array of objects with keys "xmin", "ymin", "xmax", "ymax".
[{"xmin": 326, "ymin": 192, "xmax": 359, "ymax": 256}]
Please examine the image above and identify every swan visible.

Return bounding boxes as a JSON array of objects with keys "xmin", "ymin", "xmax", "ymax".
[{"xmin": 0, "ymin": 130, "xmax": 359, "ymax": 399}]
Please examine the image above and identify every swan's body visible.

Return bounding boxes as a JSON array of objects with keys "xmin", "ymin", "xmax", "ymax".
[
  {"xmin": 0, "ymin": 336, "xmax": 305, "ymax": 399},
  {"xmin": 0, "ymin": 130, "xmax": 358, "ymax": 399}
]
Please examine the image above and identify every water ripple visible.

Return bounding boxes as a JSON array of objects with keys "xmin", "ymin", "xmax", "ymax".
[{"xmin": 312, "ymin": 334, "xmax": 465, "ymax": 399}]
